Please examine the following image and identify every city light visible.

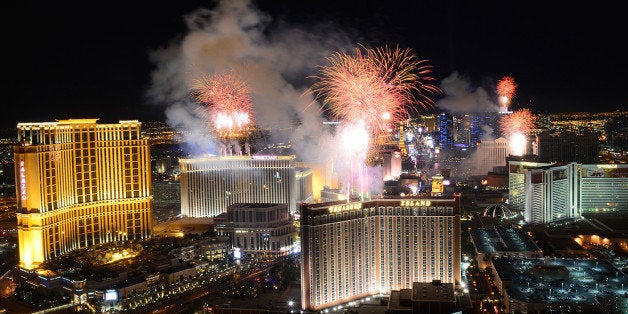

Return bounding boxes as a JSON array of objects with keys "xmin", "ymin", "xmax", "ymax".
[{"xmin": 5, "ymin": 1, "xmax": 628, "ymax": 312}]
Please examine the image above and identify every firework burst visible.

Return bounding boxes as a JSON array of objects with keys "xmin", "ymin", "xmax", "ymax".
[
  {"xmin": 496, "ymin": 76, "xmax": 517, "ymax": 111},
  {"xmin": 499, "ymin": 108, "xmax": 536, "ymax": 156},
  {"xmin": 310, "ymin": 45, "xmax": 440, "ymax": 198},
  {"xmin": 499, "ymin": 108, "xmax": 535, "ymax": 136},
  {"xmin": 310, "ymin": 45, "xmax": 441, "ymax": 134},
  {"xmin": 192, "ymin": 70, "xmax": 254, "ymax": 138}
]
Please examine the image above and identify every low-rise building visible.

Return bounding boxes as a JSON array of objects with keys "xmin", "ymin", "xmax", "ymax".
[
  {"xmin": 214, "ymin": 203, "xmax": 297, "ymax": 258},
  {"xmin": 387, "ymin": 280, "xmax": 459, "ymax": 314}
]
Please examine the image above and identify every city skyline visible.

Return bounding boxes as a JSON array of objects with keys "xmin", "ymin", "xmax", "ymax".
[
  {"xmin": 2, "ymin": 108, "xmax": 627, "ymax": 312},
  {"xmin": 5, "ymin": 0, "xmax": 627, "ymax": 130},
  {"xmin": 2, "ymin": 2, "xmax": 628, "ymax": 311}
]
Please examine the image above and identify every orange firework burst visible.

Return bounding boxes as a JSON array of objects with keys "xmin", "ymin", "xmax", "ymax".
[
  {"xmin": 192, "ymin": 70, "xmax": 254, "ymax": 137},
  {"xmin": 496, "ymin": 76, "xmax": 517, "ymax": 110},
  {"xmin": 310, "ymin": 45, "xmax": 441, "ymax": 134},
  {"xmin": 499, "ymin": 108, "xmax": 536, "ymax": 136}
]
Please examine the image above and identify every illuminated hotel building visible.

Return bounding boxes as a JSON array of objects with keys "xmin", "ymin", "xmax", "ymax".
[
  {"xmin": 511, "ymin": 162, "xmax": 628, "ymax": 223},
  {"xmin": 300, "ymin": 197, "xmax": 461, "ymax": 311},
  {"xmin": 438, "ymin": 113, "xmax": 454, "ymax": 149},
  {"xmin": 180, "ymin": 155, "xmax": 306, "ymax": 217},
  {"xmin": 577, "ymin": 164, "xmax": 628, "ymax": 213},
  {"xmin": 508, "ymin": 160, "xmax": 553, "ymax": 212},
  {"xmin": 474, "ymin": 137, "xmax": 508, "ymax": 175},
  {"xmin": 296, "ymin": 160, "xmax": 339, "ymax": 202},
  {"xmin": 14, "ymin": 119, "xmax": 153, "ymax": 270},
  {"xmin": 525, "ymin": 163, "xmax": 579, "ymax": 223}
]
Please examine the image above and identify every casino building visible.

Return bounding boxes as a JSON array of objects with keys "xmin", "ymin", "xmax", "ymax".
[
  {"xmin": 508, "ymin": 160, "xmax": 553, "ymax": 212},
  {"xmin": 300, "ymin": 197, "xmax": 461, "ymax": 311},
  {"xmin": 214, "ymin": 203, "xmax": 297, "ymax": 257},
  {"xmin": 509, "ymin": 161, "xmax": 628, "ymax": 224},
  {"xmin": 179, "ymin": 155, "xmax": 310, "ymax": 217},
  {"xmin": 14, "ymin": 119, "xmax": 153, "ymax": 269}
]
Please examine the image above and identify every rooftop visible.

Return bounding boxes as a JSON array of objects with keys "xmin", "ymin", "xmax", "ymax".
[
  {"xmin": 411, "ymin": 281, "xmax": 455, "ymax": 302},
  {"xmin": 495, "ymin": 225, "xmax": 541, "ymax": 252},
  {"xmin": 470, "ymin": 228, "xmax": 507, "ymax": 253},
  {"xmin": 470, "ymin": 225, "xmax": 540, "ymax": 254}
]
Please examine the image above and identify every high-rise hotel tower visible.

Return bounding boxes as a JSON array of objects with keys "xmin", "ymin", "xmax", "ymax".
[
  {"xmin": 300, "ymin": 197, "xmax": 461, "ymax": 311},
  {"xmin": 14, "ymin": 119, "xmax": 153, "ymax": 269},
  {"xmin": 180, "ymin": 155, "xmax": 303, "ymax": 217}
]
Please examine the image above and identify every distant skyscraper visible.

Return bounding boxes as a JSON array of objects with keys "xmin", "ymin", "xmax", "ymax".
[
  {"xmin": 474, "ymin": 137, "xmax": 508, "ymax": 175},
  {"xmin": 453, "ymin": 114, "xmax": 471, "ymax": 147},
  {"xmin": 300, "ymin": 197, "xmax": 461, "ymax": 311},
  {"xmin": 382, "ymin": 150, "xmax": 402, "ymax": 181},
  {"xmin": 179, "ymin": 155, "xmax": 305, "ymax": 217},
  {"xmin": 296, "ymin": 166, "xmax": 314, "ymax": 203},
  {"xmin": 431, "ymin": 174, "xmax": 445, "ymax": 197},
  {"xmin": 469, "ymin": 113, "xmax": 499, "ymax": 147},
  {"xmin": 438, "ymin": 113, "xmax": 454, "ymax": 149},
  {"xmin": 14, "ymin": 119, "xmax": 153, "ymax": 269},
  {"xmin": 421, "ymin": 115, "xmax": 437, "ymax": 133},
  {"xmin": 296, "ymin": 160, "xmax": 338, "ymax": 202}
]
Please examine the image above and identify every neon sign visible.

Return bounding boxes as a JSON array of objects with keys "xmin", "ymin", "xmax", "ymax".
[
  {"xmin": 329, "ymin": 202, "xmax": 362, "ymax": 214},
  {"xmin": 19, "ymin": 160, "xmax": 26, "ymax": 201},
  {"xmin": 252, "ymin": 155, "xmax": 277, "ymax": 160},
  {"xmin": 399, "ymin": 200, "xmax": 431, "ymax": 207}
]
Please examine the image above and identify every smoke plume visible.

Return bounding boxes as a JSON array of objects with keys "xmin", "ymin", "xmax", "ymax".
[
  {"xmin": 147, "ymin": 0, "xmax": 350, "ymax": 159},
  {"xmin": 436, "ymin": 71, "xmax": 499, "ymax": 113}
]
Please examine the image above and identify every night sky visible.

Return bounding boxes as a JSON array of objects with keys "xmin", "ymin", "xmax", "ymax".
[{"xmin": 5, "ymin": 0, "xmax": 626, "ymax": 129}]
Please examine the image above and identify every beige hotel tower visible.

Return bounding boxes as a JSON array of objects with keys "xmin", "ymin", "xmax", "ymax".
[
  {"xmin": 300, "ymin": 197, "xmax": 461, "ymax": 311},
  {"xmin": 14, "ymin": 119, "xmax": 153, "ymax": 269}
]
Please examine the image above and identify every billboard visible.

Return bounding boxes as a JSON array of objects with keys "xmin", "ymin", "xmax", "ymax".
[{"xmin": 104, "ymin": 289, "xmax": 118, "ymax": 301}]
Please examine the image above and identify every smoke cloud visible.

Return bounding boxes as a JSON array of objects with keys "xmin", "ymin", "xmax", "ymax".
[
  {"xmin": 436, "ymin": 71, "xmax": 499, "ymax": 113},
  {"xmin": 147, "ymin": 0, "xmax": 350, "ymax": 160},
  {"xmin": 434, "ymin": 72, "xmax": 510, "ymax": 178}
]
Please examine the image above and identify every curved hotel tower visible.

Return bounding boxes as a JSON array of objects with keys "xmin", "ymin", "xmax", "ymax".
[
  {"xmin": 14, "ymin": 119, "xmax": 153, "ymax": 270},
  {"xmin": 300, "ymin": 197, "xmax": 461, "ymax": 311},
  {"xmin": 179, "ymin": 155, "xmax": 299, "ymax": 217},
  {"xmin": 509, "ymin": 161, "xmax": 628, "ymax": 224}
]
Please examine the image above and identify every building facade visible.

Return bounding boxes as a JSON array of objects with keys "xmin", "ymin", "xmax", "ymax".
[
  {"xmin": 470, "ymin": 113, "xmax": 500, "ymax": 147},
  {"xmin": 296, "ymin": 167, "xmax": 313, "ymax": 203},
  {"xmin": 453, "ymin": 114, "xmax": 471, "ymax": 147},
  {"xmin": 508, "ymin": 160, "xmax": 553, "ymax": 212},
  {"xmin": 300, "ymin": 197, "xmax": 461, "ymax": 311},
  {"xmin": 214, "ymin": 203, "xmax": 296, "ymax": 257},
  {"xmin": 524, "ymin": 163, "xmax": 579, "ymax": 224},
  {"xmin": 510, "ymin": 162, "xmax": 628, "ymax": 224},
  {"xmin": 179, "ymin": 155, "xmax": 305, "ymax": 217},
  {"xmin": 438, "ymin": 113, "xmax": 454, "ymax": 150},
  {"xmin": 474, "ymin": 137, "xmax": 508, "ymax": 176},
  {"xmin": 14, "ymin": 119, "xmax": 153, "ymax": 269},
  {"xmin": 579, "ymin": 164, "xmax": 628, "ymax": 213}
]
